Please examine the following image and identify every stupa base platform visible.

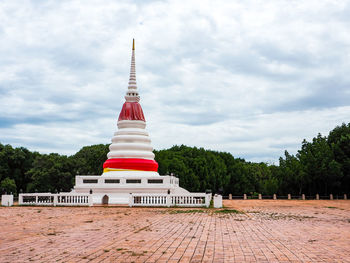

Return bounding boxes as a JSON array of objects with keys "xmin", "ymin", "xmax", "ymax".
[{"xmin": 72, "ymin": 173, "xmax": 192, "ymax": 205}]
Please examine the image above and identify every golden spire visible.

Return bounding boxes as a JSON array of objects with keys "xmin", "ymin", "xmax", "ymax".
[{"xmin": 132, "ymin": 39, "xmax": 135, "ymax": 50}]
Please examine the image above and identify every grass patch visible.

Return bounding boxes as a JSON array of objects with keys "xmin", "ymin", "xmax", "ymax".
[
  {"xmin": 134, "ymin": 225, "xmax": 151, "ymax": 233},
  {"xmin": 265, "ymin": 212, "xmax": 315, "ymax": 221},
  {"xmin": 209, "ymin": 199, "xmax": 214, "ymax": 208},
  {"xmin": 215, "ymin": 209, "xmax": 243, "ymax": 214},
  {"xmin": 168, "ymin": 209, "xmax": 205, "ymax": 214},
  {"xmin": 327, "ymin": 206, "xmax": 337, "ymax": 209},
  {"xmin": 103, "ymin": 249, "xmax": 110, "ymax": 252}
]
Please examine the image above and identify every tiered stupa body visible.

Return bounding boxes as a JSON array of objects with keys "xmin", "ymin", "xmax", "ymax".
[
  {"xmin": 103, "ymin": 40, "xmax": 159, "ymax": 176},
  {"xmin": 73, "ymin": 40, "xmax": 188, "ymax": 204}
]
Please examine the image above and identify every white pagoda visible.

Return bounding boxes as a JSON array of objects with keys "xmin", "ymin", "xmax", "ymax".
[{"xmin": 73, "ymin": 40, "xmax": 189, "ymax": 204}]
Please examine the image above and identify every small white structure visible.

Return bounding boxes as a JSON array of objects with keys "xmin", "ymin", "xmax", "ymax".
[
  {"xmin": 213, "ymin": 194, "xmax": 223, "ymax": 208},
  {"xmin": 1, "ymin": 194, "xmax": 14, "ymax": 206}
]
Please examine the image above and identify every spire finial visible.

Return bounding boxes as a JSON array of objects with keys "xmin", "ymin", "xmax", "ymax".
[{"xmin": 125, "ymin": 39, "xmax": 140, "ymax": 102}]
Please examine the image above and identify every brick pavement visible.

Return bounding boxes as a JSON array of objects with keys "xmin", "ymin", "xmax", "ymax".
[{"xmin": 0, "ymin": 200, "xmax": 349, "ymax": 262}]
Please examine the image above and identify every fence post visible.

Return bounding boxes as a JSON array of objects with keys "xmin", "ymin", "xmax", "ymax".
[
  {"xmin": 330, "ymin": 194, "xmax": 333, "ymax": 200},
  {"xmin": 129, "ymin": 194, "xmax": 133, "ymax": 207},
  {"xmin": 288, "ymin": 194, "xmax": 291, "ymax": 200},
  {"xmin": 19, "ymin": 194, "xmax": 23, "ymax": 205},
  {"xmin": 1, "ymin": 195, "xmax": 14, "ymax": 206},
  {"xmin": 205, "ymin": 194, "xmax": 211, "ymax": 208},
  {"xmin": 213, "ymin": 194, "xmax": 223, "ymax": 208},
  {"xmin": 53, "ymin": 194, "xmax": 57, "ymax": 206},
  {"xmin": 273, "ymin": 194, "xmax": 277, "ymax": 200},
  {"xmin": 344, "ymin": 194, "xmax": 347, "ymax": 200},
  {"xmin": 89, "ymin": 194, "xmax": 93, "ymax": 206},
  {"xmin": 243, "ymin": 194, "xmax": 247, "ymax": 200},
  {"xmin": 302, "ymin": 194, "xmax": 305, "ymax": 200},
  {"xmin": 316, "ymin": 194, "xmax": 319, "ymax": 200},
  {"xmin": 258, "ymin": 194, "xmax": 262, "ymax": 200},
  {"xmin": 229, "ymin": 194, "xmax": 232, "ymax": 200},
  {"xmin": 166, "ymin": 195, "xmax": 171, "ymax": 207}
]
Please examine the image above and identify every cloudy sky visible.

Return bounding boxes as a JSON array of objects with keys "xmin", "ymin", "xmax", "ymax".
[{"xmin": 1, "ymin": 0, "xmax": 350, "ymax": 163}]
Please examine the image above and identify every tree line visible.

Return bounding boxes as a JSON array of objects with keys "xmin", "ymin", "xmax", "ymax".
[{"xmin": 1, "ymin": 123, "xmax": 349, "ymax": 196}]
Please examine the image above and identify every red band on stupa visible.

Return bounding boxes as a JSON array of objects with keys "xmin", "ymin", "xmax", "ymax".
[
  {"xmin": 103, "ymin": 158, "xmax": 158, "ymax": 171},
  {"xmin": 118, "ymin": 102, "xmax": 145, "ymax": 121}
]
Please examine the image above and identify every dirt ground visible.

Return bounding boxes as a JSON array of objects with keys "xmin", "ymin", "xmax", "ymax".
[{"xmin": 0, "ymin": 200, "xmax": 349, "ymax": 263}]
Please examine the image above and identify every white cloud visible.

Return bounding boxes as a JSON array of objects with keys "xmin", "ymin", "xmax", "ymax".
[{"xmin": 0, "ymin": 0, "xmax": 350, "ymax": 162}]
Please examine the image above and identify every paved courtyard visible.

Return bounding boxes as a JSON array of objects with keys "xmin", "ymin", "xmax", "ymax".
[{"xmin": 0, "ymin": 200, "xmax": 349, "ymax": 263}]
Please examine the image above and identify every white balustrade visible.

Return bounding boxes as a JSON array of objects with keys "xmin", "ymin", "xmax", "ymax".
[
  {"xmin": 19, "ymin": 193, "xmax": 92, "ymax": 206},
  {"xmin": 129, "ymin": 193, "xmax": 211, "ymax": 207},
  {"xmin": 18, "ymin": 192, "xmax": 211, "ymax": 207}
]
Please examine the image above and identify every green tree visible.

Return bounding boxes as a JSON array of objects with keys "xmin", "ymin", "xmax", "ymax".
[
  {"xmin": 71, "ymin": 144, "xmax": 109, "ymax": 175},
  {"xmin": 0, "ymin": 144, "xmax": 13, "ymax": 183},
  {"xmin": 278, "ymin": 151, "xmax": 305, "ymax": 195},
  {"xmin": 328, "ymin": 123, "xmax": 350, "ymax": 194},
  {"xmin": 0, "ymin": 177, "xmax": 17, "ymax": 194},
  {"xmin": 0, "ymin": 143, "xmax": 38, "ymax": 193},
  {"xmin": 26, "ymin": 154, "xmax": 74, "ymax": 192},
  {"xmin": 298, "ymin": 134, "xmax": 342, "ymax": 195},
  {"xmin": 1, "ymin": 121, "xmax": 349, "ymax": 196}
]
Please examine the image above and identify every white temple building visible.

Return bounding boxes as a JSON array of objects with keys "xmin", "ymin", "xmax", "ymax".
[
  {"xmin": 72, "ymin": 40, "xmax": 191, "ymax": 205},
  {"xmin": 19, "ymin": 40, "xmax": 211, "ymax": 207}
]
